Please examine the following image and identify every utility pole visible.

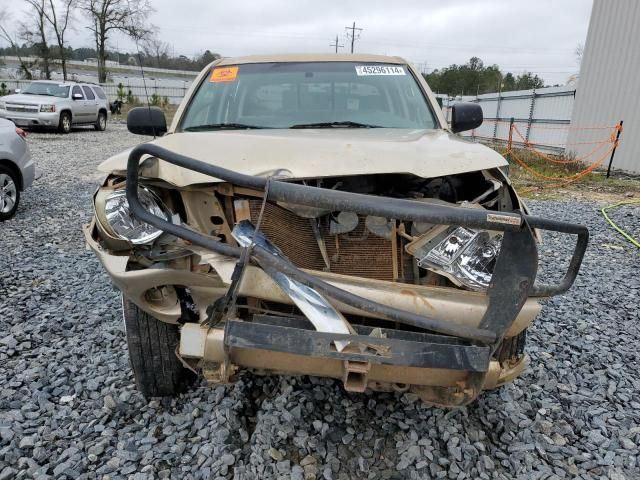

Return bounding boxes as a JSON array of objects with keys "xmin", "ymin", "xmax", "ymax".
[
  {"xmin": 330, "ymin": 35, "xmax": 344, "ymax": 53},
  {"xmin": 345, "ymin": 21, "xmax": 363, "ymax": 53}
]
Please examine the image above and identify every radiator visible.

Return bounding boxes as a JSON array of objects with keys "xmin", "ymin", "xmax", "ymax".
[{"xmin": 249, "ymin": 200, "xmax": 399, "ymax": 281}]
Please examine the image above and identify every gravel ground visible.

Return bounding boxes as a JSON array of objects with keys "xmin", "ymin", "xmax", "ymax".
[{"xmin": 1, "ymin": 124, "xmax": 639, "ymax": 480}]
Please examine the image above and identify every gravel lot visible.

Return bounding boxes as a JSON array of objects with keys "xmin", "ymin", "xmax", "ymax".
[{"xmin": 1, "ymin": 124, "xmax": 639, "ymax": 480}]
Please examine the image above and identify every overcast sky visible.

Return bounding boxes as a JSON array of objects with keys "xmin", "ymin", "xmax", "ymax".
[{"xmin": 3, "ymin": 0, "xmax": 593, "ymax": 85}]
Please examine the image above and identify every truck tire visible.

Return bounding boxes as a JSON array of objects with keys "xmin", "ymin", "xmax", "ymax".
[
  {"xmin": 58, "ymin": 111, "xmax": 72, "ymax": 134},
  {"xmin": 0, "ymin": 165, "xmax": 20, "ymax": 221},
  {"xmin": 122, "ymin": 297, "xmax": 196, "ymax": 398},
  {"xmin": 95, "ymin": 111, "xmax": 107, "ymax": 131}
]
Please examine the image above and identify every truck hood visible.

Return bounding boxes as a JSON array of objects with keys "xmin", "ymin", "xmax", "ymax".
[
  {"xmin": 99, "ymin": 128, "xmax": 508, "ymax": 186},
  {"xmin": 2, "ymin": 93, "xmax": 62, "ymax": 105}
]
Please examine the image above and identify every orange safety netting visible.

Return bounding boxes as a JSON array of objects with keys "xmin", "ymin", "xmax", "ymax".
[
  {"xmin": 494, "ymin": 119, "xmax": 620, "ymax": 131},
  {"xmin": 504, "ymin": 122, "xmax": 622, "ymax": 188}
]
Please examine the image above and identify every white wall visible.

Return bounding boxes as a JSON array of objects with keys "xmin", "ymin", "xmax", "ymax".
[
  {"xmin": 440, "ymin": 86, "xmax": 576, "ymax": 154},
  {"xmin": 567, "ymin": 0, "xmax": 640, "ymax": 174}
]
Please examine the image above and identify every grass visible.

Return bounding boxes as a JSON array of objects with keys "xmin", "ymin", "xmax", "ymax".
[{"xmin": 491, "ymin": 146, "xmax": 640, "ymax": 200}]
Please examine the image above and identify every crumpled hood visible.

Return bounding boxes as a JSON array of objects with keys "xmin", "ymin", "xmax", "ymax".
[{"xmin": 99, "ymin": 128, "xmax": 507, "ymax": 186}]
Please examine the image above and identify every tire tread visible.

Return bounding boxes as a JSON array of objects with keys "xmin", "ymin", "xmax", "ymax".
[{"xmin": 122, "ymin": 298, "xmax": 195, "ymax": 398}]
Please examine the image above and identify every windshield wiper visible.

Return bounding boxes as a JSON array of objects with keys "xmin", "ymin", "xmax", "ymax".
[
  {"xmin": 290, "ymin": 121, "xmax": 381, "ymax": 129},
  {"xmin": 184, "ymin": 123, "xmax": 266, "ymax": 131}
]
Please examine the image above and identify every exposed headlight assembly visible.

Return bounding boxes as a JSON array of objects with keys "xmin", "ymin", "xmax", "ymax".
[
  {"xmin": 407, "ymin": 225, "xmax": 503, "ymax": 291},
  {"xmin": 40, "ymin": 104, "xmax": 56, "ymax": 112},
  {"xmin": 97, "ymin": 187, "xmax": 169, "ymax": 245}
]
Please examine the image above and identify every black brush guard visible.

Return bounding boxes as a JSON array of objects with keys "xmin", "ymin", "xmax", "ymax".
[{"xmin": 125, "ymin": 144, "xmax": 588, "ymax": 372}]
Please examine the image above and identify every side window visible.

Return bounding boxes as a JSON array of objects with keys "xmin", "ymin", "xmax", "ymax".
[
  {"xmin": 82, "ymin": 86, "xmax": 95, "ymax": 100},
  {"xmin": 72, "ymin": 86, "xmax": 84, "ymax": 99},
  {"xmin": 92, "ymin": 86, "xmax": 107, "ymax": 100}
]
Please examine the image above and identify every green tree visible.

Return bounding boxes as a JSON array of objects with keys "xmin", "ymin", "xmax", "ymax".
[
  {"xmin": 514, "ymin": 72, "xmax": 545, "ymax": 90},
  {"xmin": 116, "ymin": 82, "xmax": 126, "ymax": 100},
  {"xmin": 423, "ymin": 57, "xmax": 547, "ymax": 96},
  {"xmin": 149, "ymin": 93, "xmax": 161, "ymax": 106}
]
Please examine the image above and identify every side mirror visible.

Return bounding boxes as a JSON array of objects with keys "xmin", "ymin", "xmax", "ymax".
[
  {"xmin": 14, "ymin": 88, "xmax": 20, "ymax": 94},
  {"xmin": 127, "ymin": 106, "xmax": 167, "ymax": 136},
  {"xmin": 72, "ymin": 93, "xmax": 83, "ymax": 100},
  {"xmin": 451, "ymin": 103, "xmax": 483, "ymax": 133}
]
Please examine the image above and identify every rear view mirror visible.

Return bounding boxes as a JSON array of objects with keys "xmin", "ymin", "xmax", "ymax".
[
  {"xmin": 451, "ymin": 103, "xmax": 483, "ymax": 133},
  {"xmin": 127, "ymin": 106, "xmax": 167, "ymax": 136},
  {"xmin": 72, "ymin": 93, "xmax": 83, "ymax": 100},
  {"xmin": 14, "ymin": 88, "xmax": 20, "ymax": 94}
]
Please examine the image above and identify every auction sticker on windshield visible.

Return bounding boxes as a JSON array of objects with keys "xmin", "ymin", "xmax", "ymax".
[
  {"xmin": 210, "ymin": 66, "xmax": 239, "ymax": 82},
  {"xmin": 355, "ymin": 65, "xmax": 405, "ymax": 76}
]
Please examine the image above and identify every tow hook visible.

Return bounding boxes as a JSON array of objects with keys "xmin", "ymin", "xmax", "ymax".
[{"xmin": 342, "ymin": 360, "xmax": 371, "ymax": 392}]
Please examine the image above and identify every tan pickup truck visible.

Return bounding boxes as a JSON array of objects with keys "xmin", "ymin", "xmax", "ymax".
[{"xmin": 84, "ymin": 54, "xmax": 587, "ymax": 406}]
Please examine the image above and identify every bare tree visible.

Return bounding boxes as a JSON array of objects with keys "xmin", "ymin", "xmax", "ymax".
[
  {"xmin": 42, "ymin": 0, "xmax": 75, "ymax": 80},
  {"xmin": 81, "ymin": 0, "xmax": 153, "ymax": 82},
  {"xmin": 141, "ymin": 35, "xmax": 169, "ymax": 68},
  {"xmin": 0, "ymin": 12, "xmax": 36, "ymax": 79},
  {"xmin": 23, "ymin": 0, "xmax": 52, "ymax": 79}
]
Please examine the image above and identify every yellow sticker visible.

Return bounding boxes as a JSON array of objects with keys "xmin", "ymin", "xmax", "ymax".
[{"xmin": 210, "ymin": 66, "xmax": 238, "ymax": 82}]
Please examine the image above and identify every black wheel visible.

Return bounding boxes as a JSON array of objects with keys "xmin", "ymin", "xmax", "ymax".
[
  {"xmin": 94, "ymin": 111, "xmax": 107, "ymax": 131},
  {"xmin": 0, "ymin": 165, "xmax": 20, "ymax": 221},
  {"xmin": 58, "ymin": 111, "xmax": 72, "ymax": 133},
  {"xmin": 122, "ymin": 296, "xmax": 196, "ymax": 398}
]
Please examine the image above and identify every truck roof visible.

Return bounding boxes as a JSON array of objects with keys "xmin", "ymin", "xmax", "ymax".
[{"xmin": 217, "ymin": 53, "xmax": 408, "ymax": 66}]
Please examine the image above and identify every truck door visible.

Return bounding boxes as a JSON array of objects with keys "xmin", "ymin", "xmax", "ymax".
[
  {"xmin": 81, "ymin": 86, "xmax": 98, "ymax": 122},
  {"xmin": 71, "ymin": 85, "xmax": 88, "ymax": 123}
]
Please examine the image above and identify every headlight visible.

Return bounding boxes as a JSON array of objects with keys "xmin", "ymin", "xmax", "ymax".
[
  {"xmin": 418, "ymin": 227, "xmax": 503, "ymax": 291},
  {"xmin": 40, "ymin": 104, "xmax": 56, "ymax": 112},
  {"xmin": 103, "ymin": 188, "xmax": 169, "ymax": 244},
  {"xmin": 0, "ymin": 101, "xmax": 5, "ymax": 109}
]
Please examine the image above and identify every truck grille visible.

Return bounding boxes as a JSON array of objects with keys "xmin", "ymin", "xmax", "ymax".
[
  {"xmin": 6, "ymin": 104, "xmax": 39, "ymax": 113},
  {"xmin": 248, "ymin": 200, "xmax": 400, "ymax": 281}
]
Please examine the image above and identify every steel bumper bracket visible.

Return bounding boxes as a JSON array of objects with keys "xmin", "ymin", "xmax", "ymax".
[
  {"xmin": 125, "ymin": 143, "xmax": 589, "ymax": 346},
  {"xmin": 223, "ymin": 315, "xmax": 491, "ymax": 372}
]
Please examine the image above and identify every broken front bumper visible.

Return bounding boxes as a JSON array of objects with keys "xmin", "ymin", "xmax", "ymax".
[{"xmin": 114, "ymin": 143, "xmax": 588, "ymax": 404}]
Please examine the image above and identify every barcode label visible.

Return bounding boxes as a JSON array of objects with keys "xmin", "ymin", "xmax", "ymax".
[{"xmin": 355, "ymin": 65, "xmax": 406, "ymax": 76}]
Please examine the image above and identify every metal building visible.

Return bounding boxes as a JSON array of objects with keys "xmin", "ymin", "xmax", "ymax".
[{"xmin": 567, "ymin": 0, "xmax": 640, "ymax": 174}]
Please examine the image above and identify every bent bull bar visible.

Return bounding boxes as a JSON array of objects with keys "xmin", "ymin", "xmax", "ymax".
[{"xmin": 126, "ymin": 144, "xmax": 588, "ymax": 352}]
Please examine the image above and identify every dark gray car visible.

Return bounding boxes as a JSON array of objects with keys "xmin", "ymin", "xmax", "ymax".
[{"xmin": 0, "ymin": 118, "xmax": 34, "ymax": 220}]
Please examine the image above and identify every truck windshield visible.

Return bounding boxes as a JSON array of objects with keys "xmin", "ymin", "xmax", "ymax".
[
  {"xmin": 23, "ymin": 82, "xmax": 70, "ymax": 98},
  {"xmin": 180, "ymin": 62, "xmax": 438, "ymax": 130}
]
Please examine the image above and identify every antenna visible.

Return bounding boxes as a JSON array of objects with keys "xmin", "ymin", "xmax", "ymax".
[{"xmin": 125, "ymin": 0, "xmax": 156, "ymax": 138}]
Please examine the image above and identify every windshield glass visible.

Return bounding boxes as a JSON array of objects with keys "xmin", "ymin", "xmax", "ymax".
[
  {"xmin": 180, "ymin": 62, "xmax": 438, "ymax": 130},
  {"xmin": 23, "ymin": 82, "xmax": 70, "ymax": 98}
]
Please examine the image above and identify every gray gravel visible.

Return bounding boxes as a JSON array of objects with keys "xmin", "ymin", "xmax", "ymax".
[{"xmin": 1, "ymin": 124, "xmax": 639, "ymax": 479}]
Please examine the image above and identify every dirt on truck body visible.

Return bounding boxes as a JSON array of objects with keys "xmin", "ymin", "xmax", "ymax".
[{"xmin": 84, "ymin": 54, "xmax": 588, "ymax": 406}]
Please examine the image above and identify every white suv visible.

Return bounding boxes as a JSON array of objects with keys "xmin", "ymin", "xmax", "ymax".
[{"xmin": 0, "ymin": 80, "xmax": 109, "ymax": 133}]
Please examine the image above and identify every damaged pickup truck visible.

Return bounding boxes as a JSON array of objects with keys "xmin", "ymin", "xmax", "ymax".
[{"xmin": 84, "ymin": 54, "xmax": 588, "ymax": 406}]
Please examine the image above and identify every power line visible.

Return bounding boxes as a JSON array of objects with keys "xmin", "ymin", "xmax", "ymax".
[
  {"xmin": 330, "ymin": 34, "xmax": 344, "ymax": 54},
  {"xmin": 345, "ymin": 21, "xmax": 362, "ymax": 54}
]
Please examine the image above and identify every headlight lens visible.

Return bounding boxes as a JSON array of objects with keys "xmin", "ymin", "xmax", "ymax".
[
  {"xmin": 40, "ymin": 104, "xmax": 56, "ymax": 112},
  {"xmin": 104, "ymin": 188, "xmax": 168, "ymax": 244},
  {"xmin": 418, "ymin": 227, "xmax": 503, "ymax": 291},
  {"xmin": 0, "ymin": 101, "xmax": 5, "ymax": 109}
]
